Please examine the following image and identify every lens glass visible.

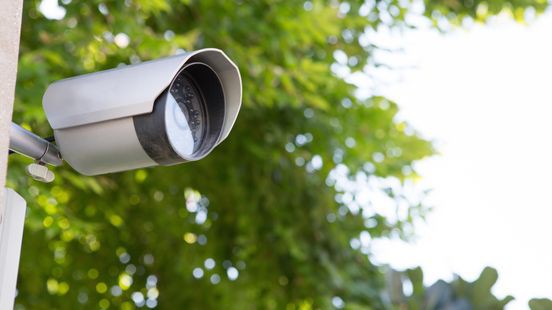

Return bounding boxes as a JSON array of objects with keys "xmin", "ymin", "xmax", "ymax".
[{"xmin": 165, "ymin": 71, "xmax": 207, "ymax": 157}]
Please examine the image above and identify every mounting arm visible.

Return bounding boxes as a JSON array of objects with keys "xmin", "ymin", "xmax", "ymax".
[{"xmin": 9, "ymin": 123, "xmax": 62, "ymax": 166}]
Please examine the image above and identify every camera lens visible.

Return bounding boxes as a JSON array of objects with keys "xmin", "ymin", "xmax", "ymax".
[
  {"xmin": 166, "ymin": 63, "xmax": 225, "ymax": 159},
  {"xmin": 133, "ymin": 62, "xmax": 225, "ymax": 165},
  {"xmin": 165, "ymin": 70, "xmax": 207, "ymax": 157}
]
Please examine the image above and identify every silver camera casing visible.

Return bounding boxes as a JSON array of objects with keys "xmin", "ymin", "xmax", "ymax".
[{"xmin": 43, "ymin": 48, "xmax": 242, "ymax": 176}]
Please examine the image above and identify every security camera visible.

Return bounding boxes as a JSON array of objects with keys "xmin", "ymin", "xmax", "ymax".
[{"xmin": 41, "ymin": 48, "xmax": 242, "ymax": 176}]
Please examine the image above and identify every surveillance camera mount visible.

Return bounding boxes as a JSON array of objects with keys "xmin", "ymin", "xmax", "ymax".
[{"xmin": 9, "ymin": 122, "xmax": 62, "ymax": 183}]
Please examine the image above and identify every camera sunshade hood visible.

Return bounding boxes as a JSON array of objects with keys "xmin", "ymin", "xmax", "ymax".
[{"xmin": 42, "ymin": 48, "xmax": 242, "ymax": 143}]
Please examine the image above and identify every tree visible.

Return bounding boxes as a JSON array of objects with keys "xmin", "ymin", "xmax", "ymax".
[
  {"xmin": 387, "ymin": 267, "xmax": 514, "ymax": 309},
  {"xmin": 9, "ymin": 0, "xmax": 545, "ymax": 309}
]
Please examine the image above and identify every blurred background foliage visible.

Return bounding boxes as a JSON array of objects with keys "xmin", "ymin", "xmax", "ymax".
[
  {"xmin": 8, "ymin": 0, "xmax": 550, "ymax": 309},
  {"xmin": 388, "ymin": 267, "xmax": 514, "ymax": 309}
]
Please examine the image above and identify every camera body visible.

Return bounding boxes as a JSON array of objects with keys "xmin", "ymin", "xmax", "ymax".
[{"xmin": 42, "ymin": 49, "xmax": 242, "ymax": 176}]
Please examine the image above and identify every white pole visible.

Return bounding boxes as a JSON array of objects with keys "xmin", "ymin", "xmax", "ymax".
[
  {"xmin": 0, "ymin": 189, "xmax": 26, "ymax": 309},
  {"xmin": 0, "ymin": 0, "xmax": 24, "ymax": 221},
  {"xmin": 0, "ymin": 0, "xmax": 25, "ymax": 307}
]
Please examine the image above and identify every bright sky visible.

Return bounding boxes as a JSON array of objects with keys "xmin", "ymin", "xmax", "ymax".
[{"xmin": 368, "ymin": 11, "xmax": 552, "ymax": 309}]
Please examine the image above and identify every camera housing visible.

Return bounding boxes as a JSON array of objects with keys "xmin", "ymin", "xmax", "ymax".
[{"xmin": 42, "ymin": 48, "xmax": 242, "ymax": 176}]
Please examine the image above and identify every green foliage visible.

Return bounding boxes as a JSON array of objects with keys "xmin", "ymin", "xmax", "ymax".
[
  {"xmin": 424, "ymin": 0, "xmax": 547, "ymax": 26},
  {"xmin": 389, "ymin": 267, "xmax": 514, "ymax": 309},
  {"xmin": 10, "ymin": 0, "xmax": 544, "ymax": 309},
  {"xmin": 530, "ymin": 298, "xmax": 552, "ymax": 310}
]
